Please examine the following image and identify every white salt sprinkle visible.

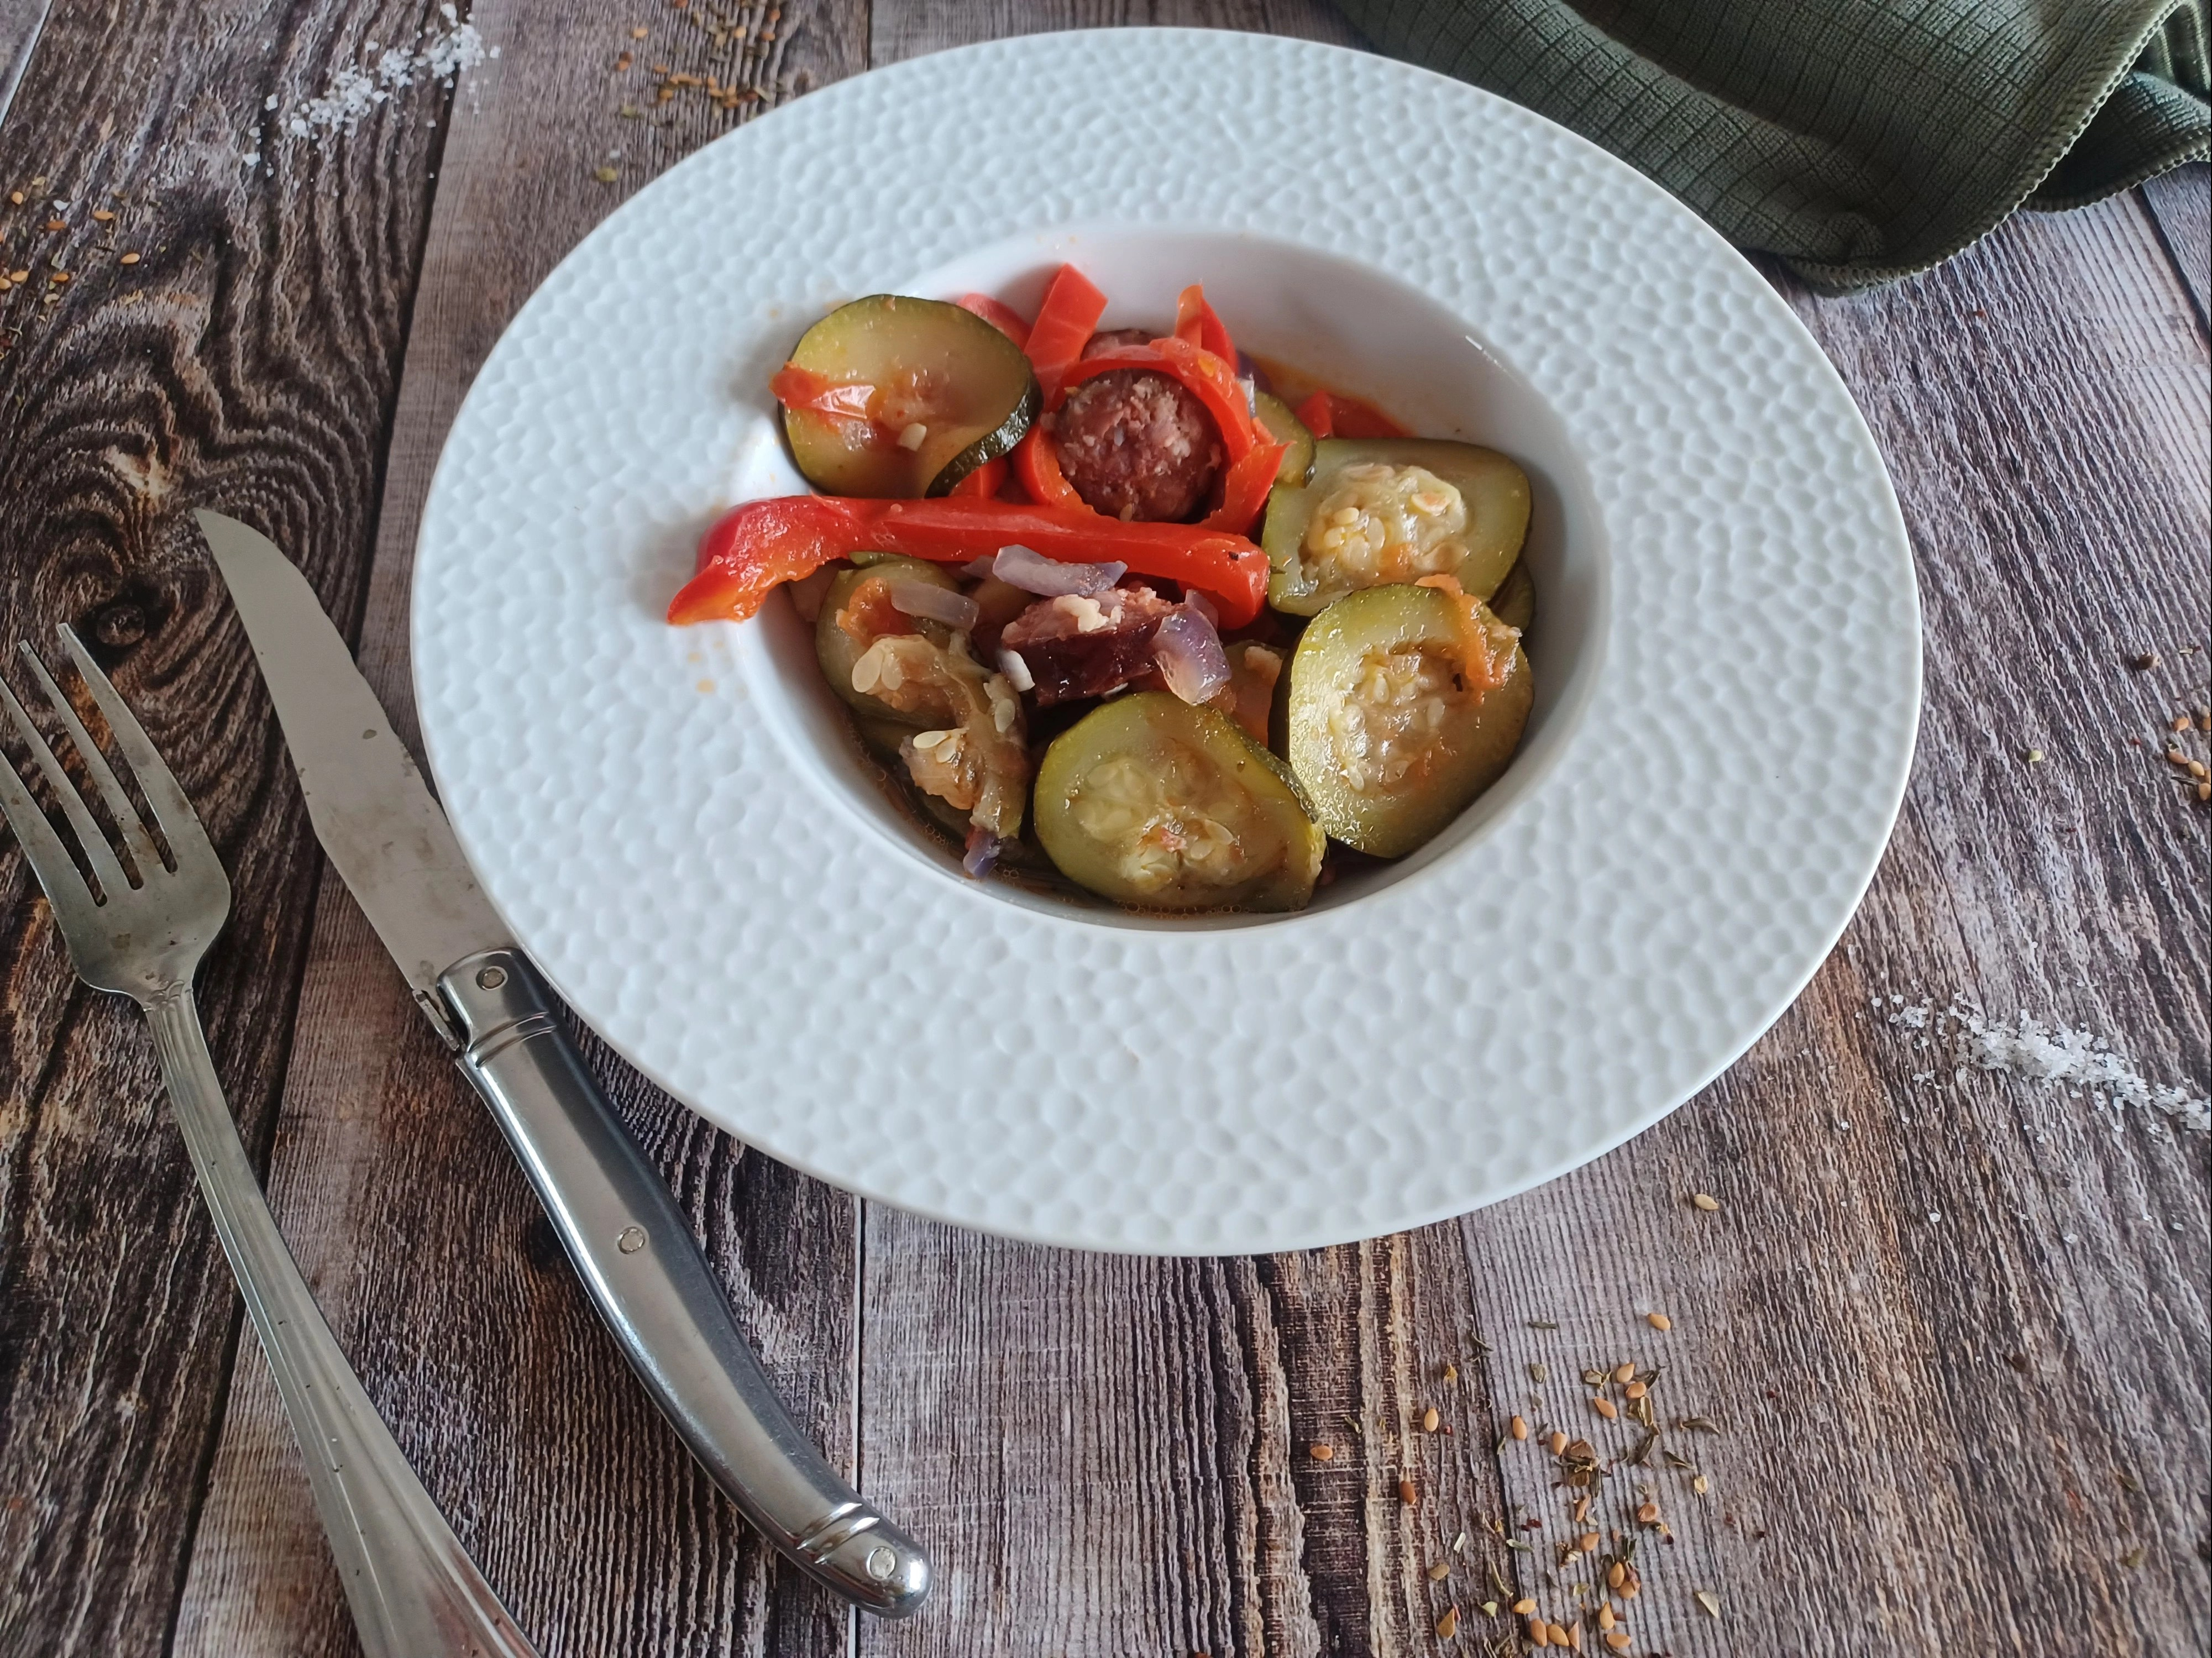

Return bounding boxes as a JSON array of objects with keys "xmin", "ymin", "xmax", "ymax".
[
  {"xmin": 271, "ymin": 3, "xmax": 492, "ymax": 146},
  {"xmin": 1884, "ymin": 995, "xmax": 2209, "ymax": 1134}
]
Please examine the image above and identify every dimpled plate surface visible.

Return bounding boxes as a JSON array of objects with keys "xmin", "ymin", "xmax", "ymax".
[{"xmin": 412, "ymin": 30, "xmax": 1919, "ymax": 1255}]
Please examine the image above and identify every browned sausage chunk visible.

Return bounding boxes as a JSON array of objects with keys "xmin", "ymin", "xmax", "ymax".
[
  {"xmin": 1054, "ymin": 369, "xmax": 1223, "ymax": 522},
  {"xmin": 999, "ymin": 585, "xmax": 1178, "ymax": 706}
]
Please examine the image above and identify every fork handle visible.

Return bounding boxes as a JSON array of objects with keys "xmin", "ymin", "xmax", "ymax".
[{"xmin": 143, "ymin": 987, "xmax": 539, "ymax": 1658}]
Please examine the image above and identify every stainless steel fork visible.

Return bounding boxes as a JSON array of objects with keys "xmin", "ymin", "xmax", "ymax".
[{"xmin": 0, "ymin": 625, "xmax": 539, "ymax": 1658}]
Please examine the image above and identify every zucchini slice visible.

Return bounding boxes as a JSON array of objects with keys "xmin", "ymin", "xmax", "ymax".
[
  {"xmin": 1487, "ymin": 559, "xmax": 1535, "ymax": 633},
  {"xmin": 1261, "ymin": 438, "xmax": 1530, "ymax": 616},
  {"xmin": 814, "ymin": 558, "xmax": 962, "ymax": 723},
  {"xmin": 1284, "ymin": 584, "xmax": 1532, "ymax": 858},
  {"xmin": 781, "ymin": 295, "xmax": 1039, "ymax": 498},
  {"xmin": 1254, "ymin": 390, "xmax": 1315, "ymax": 487},
  {"xmin": 1035, "ymin": 693, "xmax": 1323, "ymax": 912}
]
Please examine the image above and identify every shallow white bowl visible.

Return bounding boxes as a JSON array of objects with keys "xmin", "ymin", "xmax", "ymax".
[{"xmin": 412, "ymin": 29, "xmax": 1919, "ymax": 1253}]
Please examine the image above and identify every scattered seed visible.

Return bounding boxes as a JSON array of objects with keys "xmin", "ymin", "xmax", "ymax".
[
  {"xmin": 91, "ymin": 208, "xmax": 113, "ymax": 223},
  {"xmin": 1399, "ymin": 1477, "xmax": 1418, "ymax": 1505},
  {"xmin": 1605, "ymin": 1563, "xmax": 1624, "ymax": 1591},
  {"xmin": 1597, "ymin": 1606, "xmax": 1615, "ymax": 1631},
  {"xmin": 7, "ymin": 191, "xmax": 23, "ymax": 204},
  {"xmin": 593, "ymin": 165, "xmax": 618, "ymax": 182},
  {"xmin": 119, "ymin": 252, "xmax": 140, "ymax": 265},
  {"xmin": 1695, "ymin": 1589, "xmax": 1721, "ymax": 1617},
  {"xmin": 1548, "ymin": 1431, "xmax": 1569, "ymax": 1455},
  {"xmin": 2172, "ymin": 713, "xmax": 2192, "ymax": 732},
  {"xmin": 1549, "ymin": 1622, "xmax": 1573, "ymax": 1647},
  {"xmin": 48, "ymin": 271, "xmax": 67, "ymax": 285},
  {"xmin": 1309, "ymin": 1443, "xmax": 1333, "ymax": 1461},
  {"xmin": 42, "ymin": 218, "xmax": 63, "ymax": 232},
  {"xmin": 1692, "ymin": 1193, "xmax": 1720, "ymax": 1211},
  {"xmin": 1645, "ymin": 1312, "xmax": 1672, "ymax": 1331},
  {"xmin": 1604, "ymin": 1633, "xmax": 1631, "ymax": 1652},
  {"xmin": 1693, "ymin": 1474, "xmax": 1711, "ymax": 1495},
  {"xmin": 631, "ymin": 23, "xmax": 649, "ymax": 35},
  {"xmin": 1434, "ymin": 1607, "xmax": 1458, "ymax": 1640},
  {"xmin": 1513, "ymin": 1597, "xmax": 1537, "ymax": 1615},
  {"xmin": 1428, "ymin": 1560, "xmax": 1451, "ymax": 1582},
  {"xmin": 2198, "ymin": 780, "xmax": 2209, "ymax": 801},
  {"xmin": 1511, "ymin": 1415, "xmax": 1529, "ymax": 1440},
  {"xmin": 1577, "ymin": 1531, "xmax": 1600, "ymax": 1552},
  {"xmin": 1622, "ymin": 1380, "xmax": 1647, "ymax": 1400},
  {"xmin": 2191, "ymin": 760, "xmax": 2208, "ymax": 779},
  {"xmin": 1423, "ymin": 1406, "xmax": 1440, "ymax": 1433},
  {"xmin": 1636, "ymin": 1500, "xmax": 1660, "ymax": 1524},
  {"xmin": 1592, "ymin": 1397, "xmax": 1618, "ymax": 1420},
  {"xmin": 1527, "ymin": 1618, "xmax": 1549, "ymax": 1646},
  {"xmin": 1611, "ymin": 1362, "xmax": 1634, "ymax": 1383},
  {"xmin": 2025, "ymin": 748, "xmax": 2043, "ymax": 763},
  {"xmin": 1572, "ymin": 1496, "xmax": 1591, "ymax": 1523}
]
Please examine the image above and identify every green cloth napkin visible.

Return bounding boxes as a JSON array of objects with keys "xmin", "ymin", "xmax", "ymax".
[{"xmin": 1333, "ymin": 0, "xmax": 2210, "ymax": 290}]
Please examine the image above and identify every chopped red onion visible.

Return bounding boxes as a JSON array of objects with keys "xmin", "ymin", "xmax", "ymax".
[
  {"xmin": 989, "ymin": 542, "xmax": 1126, "ymax": 598},
  {"xmin": 1183, "ymin": 587, "xmax": 1220, "ymax": 627},
  {"xmin": 956, "ymin": 556, "xmax": 999, "ymax": 580},
  {"xmin": 1152, "ymin": 604, "xmax": 1232, "ymax": 705},
  {"xmin": 961, "ymin": 828, "xmax": 1004, "ymax": 878},
  {"xmin": 996, "ymin": 647, "xmax": 1036, "ymax": 693},
  {"xmin": 883, "ymin": 577, "xmax": 981, "ymax": 632}
]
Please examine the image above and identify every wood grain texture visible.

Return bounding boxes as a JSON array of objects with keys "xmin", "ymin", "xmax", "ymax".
[
  {"xmin": 0, "ymin": 1, "xmax": 458, "ymax": 1651},
  {"xmin": 2138, "ymin": 163, "xmax": 2209, "ymax": 330},
  {"xmin": 869, "ymin": 0, "xmax": 1356, "ymax": 63},
  {"xmin": 171, "ymin": 3, "xmax": 870, "ymax": 1655}
]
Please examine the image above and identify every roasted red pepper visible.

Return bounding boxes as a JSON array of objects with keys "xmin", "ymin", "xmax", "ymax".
[
  {"xmin": 1021, "ymin": 265, "xmax": 1108, "ymax": 401},
  {"xmin": 1199, "ymin": 439, "xmax": 1286, "ymax": 534},
  {"xmin": 956, "ymin": 292, "xmax": 1031, "ymax": 350},
  {"xmin": 1009, "ymin": 424, "xmax": 1087, "ymax": 512},
  {"xmin": 946, "ymin": 455, "xmax": 1008, "ymax": 498},
  {"xmin": 769, "ymin": 363, "xmax": 876, "ymax": 423},
  {"xmin": 669, "ymin": 496, "xmax": 1269, "ymax": 628},
  {"xmin": 1293, "ymin": 388, "xmax": 1408, "ymax": 440},
  {"xmin": 1171, "ymin": 282, "xmax": 1237, "ymax": 364}
]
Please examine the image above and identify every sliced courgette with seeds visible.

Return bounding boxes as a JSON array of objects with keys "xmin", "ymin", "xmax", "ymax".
[
  {"xmin": 1035, "ymin": 693, "xmax": 1323, "ymax": 912},
  {"xmin": 1254, "ymin": 390, "xmax": 1315, "ymax": 488},
  {"xmin": 1285, "ymin": 584, "xmax": 1532, "ymax": 858},
  {"xmin": 815, "ymin": 558, "xmax": 961, "ymax": 722},
  {"xmin": 1262, "ymin": 438, "xmax": 1530, "ymax": 616},
  {"xmin": 1487, "ymin": 559, "xmax": 1535, "ymax": 633},
  {"xmin": 782, "ymin": 295, "xmax": 1038, "ymax": 498}
]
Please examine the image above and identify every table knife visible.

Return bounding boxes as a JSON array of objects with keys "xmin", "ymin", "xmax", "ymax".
[{"xmin": 196, "ymin": 509, "xmax": 931, "ymax": 1618}]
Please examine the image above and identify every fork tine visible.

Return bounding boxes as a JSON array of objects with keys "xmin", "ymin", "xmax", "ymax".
[
  {"xmin": 18, "ymin": 639, "xmax": 166, "ymax": 879},
  {"xmin": 0, "ymin": 706, "xmax": 116, "ymax": 958},
  {"xmin": 0, "ymin": 671, "xmax": 134, "ymax": 901},
  {"xmin": 54, "ymin": 624, "xmax": 219, "ymax": 870}
]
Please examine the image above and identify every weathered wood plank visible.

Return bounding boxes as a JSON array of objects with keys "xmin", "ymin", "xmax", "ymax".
[
  {"xmin": 1456, "ymin": 190, "xmax": 2210, "ymax": 1657},
  {"xmin": 2138, "ymin": 162, "xmax": 2209, "ymax": 329},
  {"xmin": 0, "ymin": 2, "xmax": 462, "ymax": 1651},
  {"xmin": 171, "ymin": 3, "xmax": 871, "ymax": 1655},
  {"xmin": 869, "ymin": 0, "xmax": 1355, "ymax": 64}
]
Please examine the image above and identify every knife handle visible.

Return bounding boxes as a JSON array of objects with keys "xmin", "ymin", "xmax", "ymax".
[{"xmin": 436, "ymin": 948, "xmax": 930, "ymax": 1618}]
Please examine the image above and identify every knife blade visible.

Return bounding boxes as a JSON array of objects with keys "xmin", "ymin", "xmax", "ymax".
[{"xmin": 196, "ymin": 510, "xmax": 931, "ymax": 1618}]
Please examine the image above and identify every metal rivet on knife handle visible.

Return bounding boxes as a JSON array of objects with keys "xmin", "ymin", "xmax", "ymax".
[{"xmin": 617, "ymin": 1226, "xmax": 647, "ymax": 1255}]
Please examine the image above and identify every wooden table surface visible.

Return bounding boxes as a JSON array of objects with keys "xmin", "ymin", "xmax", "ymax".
[{"xmin": 1, "ymin": 4, "xmax": 2206, "ymax": 1655}]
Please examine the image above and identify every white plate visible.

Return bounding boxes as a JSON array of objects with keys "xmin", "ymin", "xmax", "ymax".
[{"xmin": 413, "ymin": 29, "xmax": 1919, "ymax": 1255}]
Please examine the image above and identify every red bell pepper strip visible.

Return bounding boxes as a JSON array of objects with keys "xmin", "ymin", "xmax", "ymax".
[
  {"xmin": 1293, "ymin": 388, "xmax": 1408, "ymax": 441},
  {"xmin": 1171, "ymin": 283, "xmax": 1237, "ymax": 364},
  {"xmin": 1021, "ymin": 265, "xmax": 1108, "ymax": 402},
  {"xmin": 770, "ymin": 363, "xmax": 876, "ymax": 422},
  {"xmin": 1010, "ymin": 424, "xmax": 1088, "ymax": 512},
  {"xmin": 947, "ymin": 455, "xmax": 1008, "ymax": 499},
  {"xmin": 1199, "ymin": 439, "xmax": 1286, "ymax": 534},
  {"xmin": 955, "ymin": 292, "xmax": 1031, "ymax": 350},
  {"xmin": 669, "ymin": 496, "xmax": 1268, "ymax": 628},
  {"xmin": 1060, "ymin": 339, "xmax": 1263, "ymax": 462}
]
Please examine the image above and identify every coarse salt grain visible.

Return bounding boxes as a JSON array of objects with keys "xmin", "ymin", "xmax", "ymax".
[
  {"xmin": 1884, "ymin": 997, "xmax": 2208, "ymax": 1134},
  {"xmin": 273, "ymin": 3, "xmax": 490, "ymax": 145}
]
